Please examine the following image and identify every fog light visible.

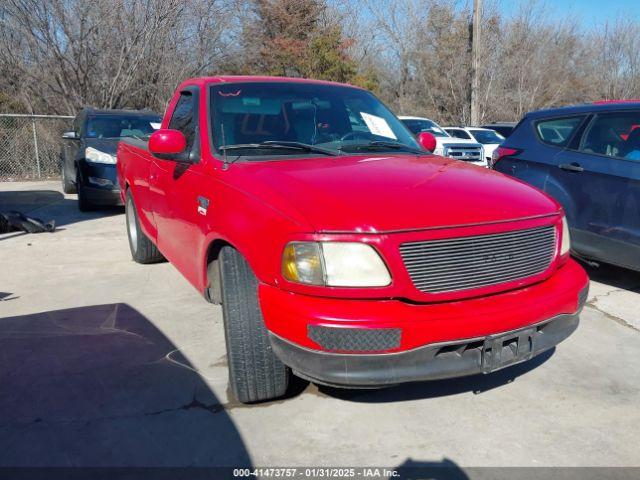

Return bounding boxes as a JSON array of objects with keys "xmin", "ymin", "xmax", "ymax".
[{"xmin": 88, "ymin": 177, "xmax": 113, "ymax": 187}]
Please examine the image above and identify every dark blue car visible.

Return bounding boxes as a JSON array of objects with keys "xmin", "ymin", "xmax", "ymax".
[
  {"xmin": 493, "ymin": 101, "xmax": 640, "ymax": 272},
  {"xmin": 60, "ymin": 108, "xmax": 161, "ymax": 211}
]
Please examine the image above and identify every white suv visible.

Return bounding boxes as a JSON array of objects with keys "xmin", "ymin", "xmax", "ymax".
[
  {"xmin": 398, "ymin": 116, "xmax": 486, "ymax": 167},
  {"xmin": 444, "ymin": 126, "xmax": 505, "ymax": 165}
]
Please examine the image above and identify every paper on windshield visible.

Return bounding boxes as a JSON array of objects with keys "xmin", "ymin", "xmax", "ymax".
[
  {"xmin": 150, "ymin": 122, "xmax": 161, "ymax": 130},
  {"xmin": 360, "ymin": 112, "xmax": 397, "ymax": 140}
]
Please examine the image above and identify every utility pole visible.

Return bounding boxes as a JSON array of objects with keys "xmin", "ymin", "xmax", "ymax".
[{"xmin": 470, "ymin": 0, "xmax": 482, "ymax": 126}]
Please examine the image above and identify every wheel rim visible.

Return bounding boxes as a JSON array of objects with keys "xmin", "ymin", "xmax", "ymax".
[{"xmin": 126, "ymin": 198, "xmax": 138, "ymax": 253}]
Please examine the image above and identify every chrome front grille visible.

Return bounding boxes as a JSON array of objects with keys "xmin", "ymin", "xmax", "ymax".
[
  {"xmin": 444, "ymin": 145, "xmax": 483, "ymax": 162},
  {"xmin": 399, "ymin": 226, "xmax": 557, "ymax": 293}
]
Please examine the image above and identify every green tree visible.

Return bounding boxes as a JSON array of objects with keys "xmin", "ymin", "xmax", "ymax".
[{"xmin": 245, "ymin": 0, "xmax": 376, "ymax": 88}]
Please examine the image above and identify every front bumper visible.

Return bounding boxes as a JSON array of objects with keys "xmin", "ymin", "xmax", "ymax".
[
  {"xmin": 260, "ymin": 259, "xmax": 589, "ymax": 387},
  {"xmin": 270, "ymin": 309, "xmax": 582, "ymax": 387},
  {"xmin": 82, "ymin": 185, "xmax": 123, "ymax": 206},
  {"xmin": 78, "ymin": 161, "xmax": 122, "ymax": 206}
]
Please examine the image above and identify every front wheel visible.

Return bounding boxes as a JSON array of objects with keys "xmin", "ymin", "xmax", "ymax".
[
  {"xmin": 76, "ymin": 171, "xmax": 92, "ymax": 211},
  {"xmin": 61, "ymin": 162, "xmax": 76, "ymax": 194},
  {"xmin": 125, "ymin": 190, "xmax": 164, "ymax": 264},
  {"xmin": 219, "ymin": 246, "xmax": 290, "ymax": 403}
]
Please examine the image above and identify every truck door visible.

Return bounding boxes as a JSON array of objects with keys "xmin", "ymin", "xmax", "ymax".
[
  {"xmin": 150, "ymin": 87, "xmax": 209, "ymax": 286},
  {"xmin": 552, "ymin": 111, "xmax": 640, "ymax": 270}
]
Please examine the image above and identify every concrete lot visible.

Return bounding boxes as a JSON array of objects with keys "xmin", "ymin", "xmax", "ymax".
[{"xmin": 1, "ymin": 181, "xmax": 639, "ymax": 472}]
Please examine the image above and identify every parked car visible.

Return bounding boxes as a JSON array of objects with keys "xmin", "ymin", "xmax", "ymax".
[
  {"xmin": 117, "ymin": 76, "xmax": 588, "ymax": 403},
  {"xmin": 398, "ymin": 116, "xmax": 486, "ymax": 166},
  {"xmin": 492, "ymin": 100, "xmax": 640, "ymax": 271},
  {"xmin": 60, "ymin": 108, "xmax": 161, "ymax": 210},
  {"xmin": 482, "ymin": 122, "xmax": 517, "ymax": 138},
  {"xmin": 444, "ymin": 126, "xmax": 505, "ymax": 164}
]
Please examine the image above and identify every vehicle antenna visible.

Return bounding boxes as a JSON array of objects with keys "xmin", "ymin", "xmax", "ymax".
[{"xmin": 221, "ymin": 123, "xmax": 229, "ymax": 170}]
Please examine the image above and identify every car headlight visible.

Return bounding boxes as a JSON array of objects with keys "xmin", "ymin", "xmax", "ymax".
[
  {"xmin": 433, "ymin": 147, "xmax": 444, "ymax": 156},
  {"xmin": 85, "ymin": 147, "xmax": 116, "ymax": 164},
  {"xmin": 282, "ymin": 242, "xmax": 391, "ymax": 287},
  {"xmin": 561, "ymin": 216, "xmax": 571, "ymax": 256}
]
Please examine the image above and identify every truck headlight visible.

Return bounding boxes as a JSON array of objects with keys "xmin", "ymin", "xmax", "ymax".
[
  {"xmin": 561, "ymin": 216, "xmax": 571, "ymax": 256},
  {"xmin": 85, "ymin": 147, "xmax": 116, "ymax": 164},
  {"xmin": 282, "ymin": 242, "xmax": 391, "ymax": 287}
]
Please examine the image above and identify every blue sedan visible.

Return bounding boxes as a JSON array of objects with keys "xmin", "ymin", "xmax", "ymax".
[{"xmin": 493, "ymin": 101, "xmax": 640, "ymax": 272}]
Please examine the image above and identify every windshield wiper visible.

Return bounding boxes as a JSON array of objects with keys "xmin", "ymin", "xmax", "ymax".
[
  {"xmin": 218, "ymin": 141, "xmax": 338, "ymax": 157},
  {"xmin": 340, "ymin": 141, "xmax": 424, "ymax": 154}
]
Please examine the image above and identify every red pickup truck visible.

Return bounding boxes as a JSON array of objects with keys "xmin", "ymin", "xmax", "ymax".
[{"xmin": 117, "ymin": 76, "xmax": 589, "ymax": 403}]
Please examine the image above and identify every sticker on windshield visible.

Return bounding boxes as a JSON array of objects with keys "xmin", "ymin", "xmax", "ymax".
[
  {"xmin": 150, "ymin": 122, "xmax": 161, "ymax": 130},
  {"xmin": 360, "ymin": 112, "xmax": 397, "ymax": 140}
]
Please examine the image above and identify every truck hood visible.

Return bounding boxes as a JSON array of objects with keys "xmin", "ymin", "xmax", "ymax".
[{"xmin": 238, "ymin": 154, "xmax": 560, "ymax": 233}]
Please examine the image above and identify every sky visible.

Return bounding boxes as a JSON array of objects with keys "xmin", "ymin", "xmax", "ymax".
[{"xmin": 495, "ymin": 0, "xmax": 640, "ymax": 29}]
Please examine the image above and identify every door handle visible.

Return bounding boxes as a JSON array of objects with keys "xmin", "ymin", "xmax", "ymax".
[{"xmin": 559, "ymin": 163, "xmax": 584, "ymax": 173}]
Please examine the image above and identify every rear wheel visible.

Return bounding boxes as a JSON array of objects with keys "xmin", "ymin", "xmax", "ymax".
[
  {"xmin": 219, "ymin": 246, "xmax": 290, "ymax": 403},
  {"xmin": 125, "ymin": 190, "xmax": 164, "ymax": 264}
]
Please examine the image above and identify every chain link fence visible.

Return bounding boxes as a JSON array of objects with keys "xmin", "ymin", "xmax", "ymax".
[{"xmin": 0, "ymin": 114, "xmax": 74, "ymax": 181}]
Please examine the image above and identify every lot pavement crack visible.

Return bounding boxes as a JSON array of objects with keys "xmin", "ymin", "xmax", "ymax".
[
  {"xmin": 0, "ymin": 396, "xmax": 227, "ymax": 429},
  {"xmin": 584, "ymin": 302, "xmax": 640, "ymax": 333},
  {"xmin": 145, "ymin": 395, "xmax": 225, "ymax": 417}
]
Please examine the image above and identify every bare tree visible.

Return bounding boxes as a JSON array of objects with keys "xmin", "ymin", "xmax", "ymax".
[
  {"xmin": 1, "ymin": 0, "xmax": 639, "ymax": 124},
  {"xmin": 0, "ymin": 0, "xmax": 236, "ymax": 114},
  {"xmin": 589, "ymin": 18, "xmax": 640, "ymax": 100}
]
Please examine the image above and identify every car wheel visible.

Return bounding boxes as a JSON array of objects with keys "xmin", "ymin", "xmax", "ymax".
[
  {"xmin": 76, "ymin": 170, "xmax": 92, "ymax": 211},
  {"xmin": 61, "ymin": 163, "xmax": 76, "ymax": 194},
  {"xmin": 219, "ymin": 246, "xmax": 290, "ymax": 403},
  {"xmin": 125, "ymin": 190, "xmax": 164, "ymax": 264}
]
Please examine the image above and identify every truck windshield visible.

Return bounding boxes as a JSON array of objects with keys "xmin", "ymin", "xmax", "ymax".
[
  {"xmin": 85, "ymin": 115, "xmax": 161, "ymax": 139},
  {"xmin": 209, "ymin": 82, "xmax": 421, "ymax": 158}
]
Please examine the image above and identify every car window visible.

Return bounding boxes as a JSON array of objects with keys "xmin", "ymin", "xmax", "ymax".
[
  {"xmin": 488, "ymin": 126, "xmax": 514, "ymax": 137},
  {"xmin": 85, "ymin": 114, "xmax": 161, "ymax": 139},
  {"xmin": 578, "ymin": 112, "xmax": 640, "ymax": 161},
  {"xmin": 469, "ymin": 129, "xmax": 504, "ymax": 144},
  {"xmin": 447, "ymin": 129, "xmax": 471, "ymax": 140},
  {"xmin": 169, "ymin": 91, "xmax": 197, "ymax": 151},
  {"xmin": 401, "ymin": 119, "xmax": 448, "ymax": 137},
  {"xmin": 535, "ymin": 117, "xmax": 584, "ymax": 147}
]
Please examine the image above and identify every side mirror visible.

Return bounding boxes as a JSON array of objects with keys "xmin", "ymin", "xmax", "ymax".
[
  {"xmin": 149, "ymin": 129, "xmax": 187, "ymax": 161},
  {"xmin": 62, "ymin": 131, "xmax": 77, "ymax": 140},
  {"xmin": 417, "ymin": 132, "xmax": 437, "ymax": 153}
]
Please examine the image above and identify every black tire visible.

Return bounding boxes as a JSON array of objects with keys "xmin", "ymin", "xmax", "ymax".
[
  {"xmin": 61, "ymin": 162, "xmax": 76, "ymax": 194},
  {"xmin": 219, "ymin": 246, "xmax": 290, "ymax": 403},
  {"xmin": 125, "ymin": 190, "xmax": 164, "ymax": 264},
  {"xmin": 76, "ymin": 171, "xmax": 92, "ymax": 212}
]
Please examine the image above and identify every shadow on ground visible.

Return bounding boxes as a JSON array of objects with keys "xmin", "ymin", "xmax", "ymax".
[
  {"xmin": 318, "ymin": 348, "xmax": 554, "ymax": 403},
  {"xmin": 395, "ymin": 458, "xmax": 469, "ymax": 480},
  {"xmin": 0, "ymin": 190, "xmax": 122, "ymax": 231},
  {"xmin": 580, "ymin": 260, "xmax": 640, "ymax": 293},
  {"xmin": 0, "ymin": 304, "xmax": 250, "ymax": 471}
]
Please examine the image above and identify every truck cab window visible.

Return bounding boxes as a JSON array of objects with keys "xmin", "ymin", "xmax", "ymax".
[{"xmin": 169, "ymin": 92, "xmax": 197, "ymax": 152}]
